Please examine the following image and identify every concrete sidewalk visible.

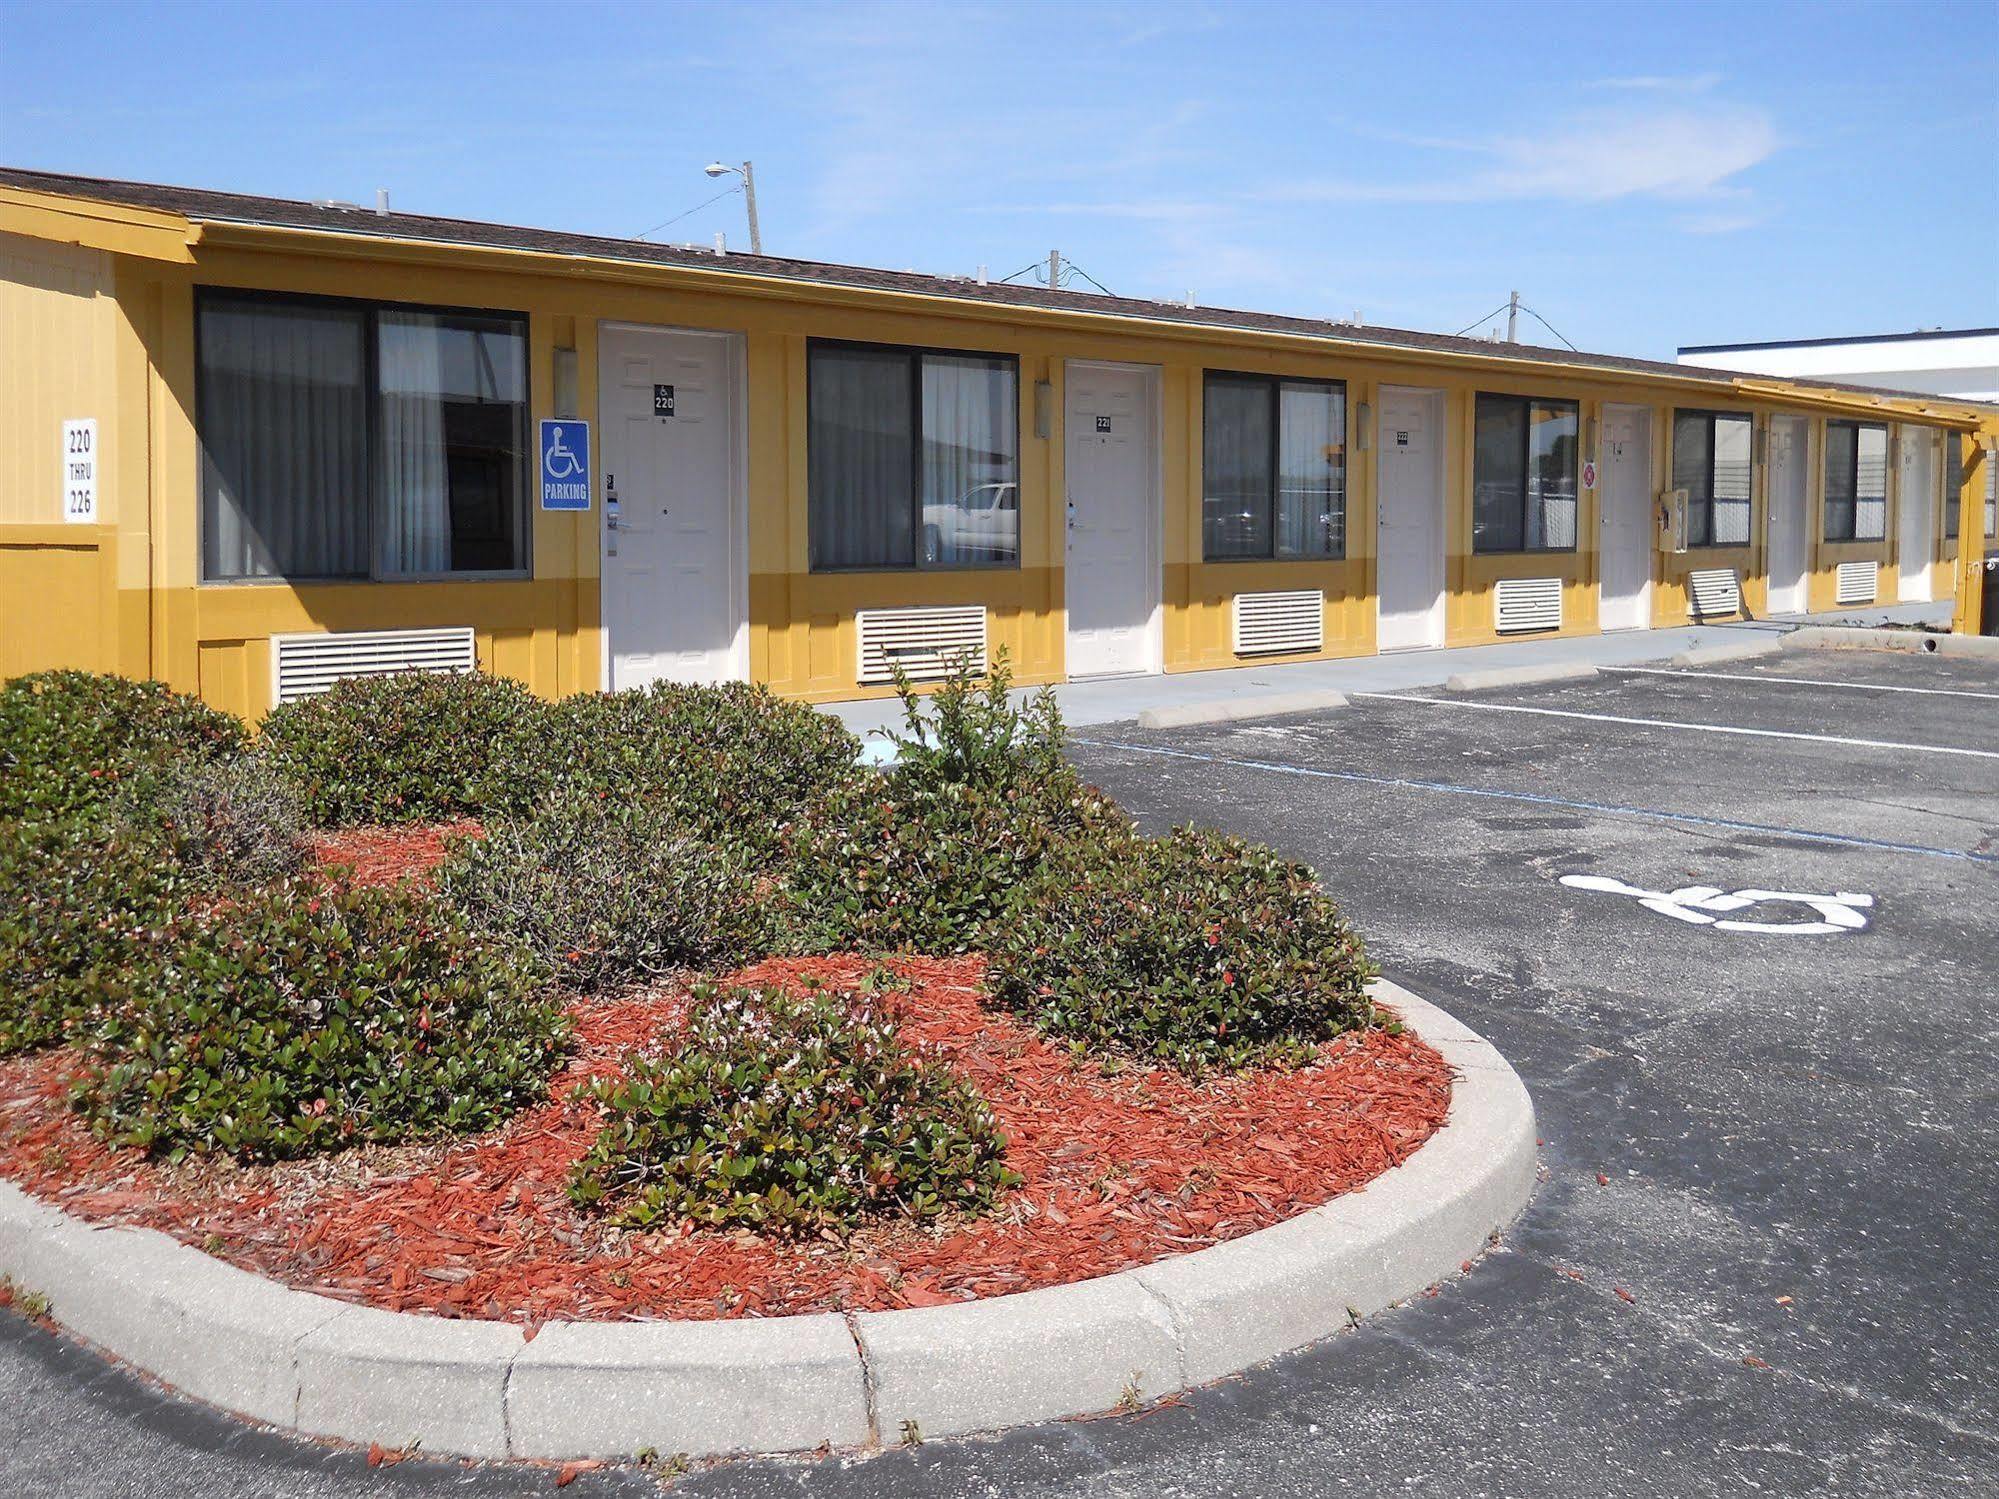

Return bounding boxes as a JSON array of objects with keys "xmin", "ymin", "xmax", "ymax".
[{"xmin": 822, "ymin": 600, "xmax": 1954, "ymax": 739}]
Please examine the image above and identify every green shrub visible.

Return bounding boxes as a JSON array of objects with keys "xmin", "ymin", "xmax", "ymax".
[
  {"xmin": 532, "ymin": 682, "xmax": 858, "ymax": 852},
  {"xmin": 987, "ymin": 826, "xmax": 1377, "ymax": 1074},
  {"xmin": 0, "ymin": 671, "xmax": 245, "ymax": 828},
  {"xmin": 788, "ymin": 656, "xmax": 1129, "ymax": 953},
  {"xmin": 878, "ymin": 650, "xmax": 1064, "ymax": 796},
  {"xmin": 570, "ymin": 977, "xmax": 1016, "ymax": 1234},
  {"xmin": 123, "ymin": 754, "xmax": 308, "ymax": 888},
  {"xmin": 0, "ymin": 819, "xmax": 197, "ymax": 1056},
  {"xmin": 73, "ymin": 882, "xmax": 569, "ymax": 1162},
  {"xmin": 256, "ymin": 671, "xmax": 547, "ymax": 827},
  {"xmin": 437, "ymin": 793, "xmax": 780, "ymax": 993},
  {"xmin": 787, "ymin": 770, "xmax": 1129, "ymax": 954}
]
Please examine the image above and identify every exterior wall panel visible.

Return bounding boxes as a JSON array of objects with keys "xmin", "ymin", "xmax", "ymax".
[{"xmin": 2, "ymin": 190, "xmax": 1994, "ymax": 716}]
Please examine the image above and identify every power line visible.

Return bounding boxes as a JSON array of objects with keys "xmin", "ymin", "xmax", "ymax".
[
  {"xmin": 1453, "ymin": 302, "xmax": 1515, "ymax": 338},
  {"xmin": 633, "ymin": 184, "xmax": 741, "ymax": 242},
  {"xmin": 1520, "ymin": 304, "xmax": 1579, "ymax": 351},
  {"xmin": 1452, "ymin": 297, "xmax": 1580, "ymax": 350}
]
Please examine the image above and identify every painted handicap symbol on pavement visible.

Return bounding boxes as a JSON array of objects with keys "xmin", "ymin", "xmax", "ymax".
[{"xmin": 1559, "ymin": 874, "xmax": 1874, "ymax": 935}]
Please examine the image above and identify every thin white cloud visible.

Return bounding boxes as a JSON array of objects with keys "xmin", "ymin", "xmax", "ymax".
[
  {"xmin": 1268, "ymin": 106, "xmax": 1779, "ymax": 206},
  {"xmin": 1586, "ymin": 72, "xmax": 1723, "ymax": 93}
]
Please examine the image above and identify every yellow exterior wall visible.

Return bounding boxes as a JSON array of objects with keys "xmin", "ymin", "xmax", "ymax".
[
  {"xmin": 3, "ymin": 192, "xmax": 1994, "ymax": 717},
  {"xmin": 0, "ymin": 232, "xmax": 129, "ymax": 678}
]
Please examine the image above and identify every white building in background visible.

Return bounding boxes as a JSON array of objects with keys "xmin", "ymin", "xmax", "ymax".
[
  {"xmin": 1679, "ymin": 328, "xmax": 1999, "ymax": 566},
  {"xmin": 1677, "ymin": 327, "xmax": 1999, "ymax": 402}
]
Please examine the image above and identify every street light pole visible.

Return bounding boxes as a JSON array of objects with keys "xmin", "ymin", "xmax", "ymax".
[
  {"xmin": 739, "ymin": 160, "xmax": 761, "ymax": 256},
  {"xmin": 704, "ymin": 160, "xmax": 762, "ymax": 255}
]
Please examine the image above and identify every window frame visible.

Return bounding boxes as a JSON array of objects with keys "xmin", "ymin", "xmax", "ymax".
[
  {"xmin": 194, "ymin": 284, "xmax": 533, "ymax": 587},
  {"xmin": 1199, "ymin": 369, "xmax": 1349, "ymax": 563},
  {"xmin": 1823, "ymin": 418, "xmax": 1889, "ymax": 544},
  {"xmin": 1471, "ymin": 391, "xmax": 1581, "ymax": 556},
  {"xmin": 805, "ymin": 337, "xmax": 1021, "ymax": 574},
  {"xmin": 1671, "ymin": 409, "xmax": 1756, "ymax": 551}
]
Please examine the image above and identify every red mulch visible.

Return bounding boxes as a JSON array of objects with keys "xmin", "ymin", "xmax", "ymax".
[
  {"xmin": 0, "ymin": 957, "xmax": 1450, "ymax": 1325},
  {"xmin": 0, "ymin": 821, "xmax": 1453, "ymax": 1326},
  {"xmin": 307, "ymin": 820, "xmax": 481, "ymax": 888}
]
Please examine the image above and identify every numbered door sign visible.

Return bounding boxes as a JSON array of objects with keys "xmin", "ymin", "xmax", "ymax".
[{"xmin": 63, "ymin": 419, "xmax": 98, "ymax": 524}]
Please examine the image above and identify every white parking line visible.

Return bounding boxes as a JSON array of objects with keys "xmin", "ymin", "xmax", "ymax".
[
  {"xmin": 1603, "ymin": 666, "xmax": 1999, "ymax": 702},
  {"xmin": 1350, "ymin": 692, "xmax": 1999, "ymax": 761}
]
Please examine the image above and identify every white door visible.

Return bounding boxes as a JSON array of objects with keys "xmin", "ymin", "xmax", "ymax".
[
  {"xmin": 1376, "ymin": 387, "xmax": 1445, "ymax": 651},
  {"xmin": 598, "ymin": 324, "xmax": 745, "ymax": 688},
  {"xmin": 1766, "ymin": 414, "xmax": 1809, "ymax": 615},
  {"xmin": 1064, "ymin": 362, "xmax": 1158, "ymax": 678},
  {"xmin": 1896, "ymin": 425, "xmax": 1935, "ymax": 602},
  {"xmin": 1598, "ymin": 404, "xmax": 1653, "ymax": 631}
]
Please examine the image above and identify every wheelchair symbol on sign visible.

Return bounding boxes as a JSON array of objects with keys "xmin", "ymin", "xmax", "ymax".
[
  {"xmin": 1559, "ymin": 874, "xmax": 1874, "ymax": 935},
  {"xmin": 543, "ymin": 427, "xmax": 584, "ymax": 480}
]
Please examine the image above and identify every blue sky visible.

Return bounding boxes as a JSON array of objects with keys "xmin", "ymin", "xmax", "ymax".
[{"xmin": 2, "ymin": 0, "xmax": 1993, "ymax": 358}]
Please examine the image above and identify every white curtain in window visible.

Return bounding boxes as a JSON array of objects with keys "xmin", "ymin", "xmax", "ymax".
[
  {"xmin": 1855, "ymin": 425, "xmax": 1889, "ymax": 541},
  {"xmin": 198, "ymin": 299, "xmax": 368, "ymax": 580},
  {"xmin": 1275, "ymin": 383, "xmax": 1343, "ymax": 558},
  {"xmin": 376, "ymin": 312, "xmax": 453, "ymax": 576},
  {"xmin": 921, "ymin": 357, "xmax": 1017, "ymax": 565},
  {"xmin": 1712, "ymin": 416, "xmax": 1753, "ymax": 545}
]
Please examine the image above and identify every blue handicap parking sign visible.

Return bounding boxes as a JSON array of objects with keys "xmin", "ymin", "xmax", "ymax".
[{"xmin": 539, "ymin": 419, "xmax": 591, "ymax": 510}]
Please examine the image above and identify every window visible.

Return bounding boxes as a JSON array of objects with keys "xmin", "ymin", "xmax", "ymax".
[
  {"xmin": 807, "ymin": 341, "xmax": 1018, "ymax": 570},
  {"xmin": 1671, "ymin": 411, "xmax": 1754, "ymax": 547},
  {"xmin": 1472, "ymin": 394, "xmax": 1578, "ymax": 553},
  {"xmin": 1201, "ymin": 372, "xmax": 1346, "ymax": 561},
  {"xmin": 197, "ymin": 291, "xmax": 528, "ymax": 582},
  {"xmin": 1824, "ymin": 421, "xmax": 1888, "ymax": 542},
  {"xmin": 1944, "ymin": 436, "xmax": 1962, "ymax": 541}
]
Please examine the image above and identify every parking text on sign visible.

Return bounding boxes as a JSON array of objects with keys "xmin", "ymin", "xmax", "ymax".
[{"xmin": 63, "ymin": 418, "xmax": 98, "ymax": 524}]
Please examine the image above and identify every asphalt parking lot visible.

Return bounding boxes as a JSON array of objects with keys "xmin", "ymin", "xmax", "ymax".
[{"xmin": 5, "ymin": 646, "xmax": 1996, "ymax": 1498}]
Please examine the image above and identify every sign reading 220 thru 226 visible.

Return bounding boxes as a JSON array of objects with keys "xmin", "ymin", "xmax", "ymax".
[{"xmin": 62, "ymin": 418, "xmax": 98, "ymax": 524}]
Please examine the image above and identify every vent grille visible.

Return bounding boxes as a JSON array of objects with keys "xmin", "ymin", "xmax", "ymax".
[
  {"xmin": 270, "ymin": 627, "xmax": 477, "ymax": 705},
  {"xmin": 1493, "ymin": 577, "xmax": 1564, "ymax": 634},
  {"xmin": 855, "ymin": 606, "xmax": 988, "ymax": 685},
  {"xmin": 1835, "ymin": 560, "xmax": 1878, "ymax": 605},
  {"xmin": 1688, "ymin": 567, "xmax": 1743, "ymax": 619},
  {"xmin": 1231, "ymin": 590, "xmax": 1324, "ymax": 656}
]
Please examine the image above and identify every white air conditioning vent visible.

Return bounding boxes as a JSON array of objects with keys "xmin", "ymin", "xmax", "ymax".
[
  {"xmin": 270, "ymin": 627, "xmax": 477, "ymax": 705},
  {"xmin": 1835, "ymin": 560, "xmax": 1878, "ymax": 606},
  {"xmin": 1232, "ymin": 590, "xmax": 1324, "ymax": 656},
  {"xmin": 1494, "ymin": 577, "xmax": 1563, "ymax": 634},
  {"xmin": 855, "ymin": 606, "xmax": 988, "ymax": 685},
  {"xmin": 1688, "ymin": 567, "xmax": 1743, "ymax": 619}
]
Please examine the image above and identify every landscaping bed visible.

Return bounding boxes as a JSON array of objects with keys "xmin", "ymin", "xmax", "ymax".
[
  {"xmin": 0, "ymin": 951, "xmax": 1448, "ymax": 1325},
  {"xmin": 0, "ymin": 659, "xmax": 1454, "ymax": 1339}
]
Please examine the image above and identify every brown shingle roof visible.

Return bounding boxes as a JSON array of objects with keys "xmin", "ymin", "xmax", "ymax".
[{"xmin": 2, "ymin": 164, "xmax": 1988, "ymax": 413}]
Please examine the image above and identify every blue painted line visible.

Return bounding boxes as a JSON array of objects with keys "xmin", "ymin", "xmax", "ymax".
[{"xmin": 1071, "ymin": 737, "xmax": 1999, "ymax": 867}]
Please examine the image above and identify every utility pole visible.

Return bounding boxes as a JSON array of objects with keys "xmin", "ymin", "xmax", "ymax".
[
  {"xmin": 740, "ymin": 160, "xmax": 761, "ymax": 255},
  {"xmin": 703, "ymin": 160, "xmax": 762, "ymax": 254},
  {"xmin": 1506, "ymin": 290, "xmax": 1519, "ymax": 343},
  {"xmin": 1049, "ymin": 249, "xmax": 1063, "ymax": 289}
]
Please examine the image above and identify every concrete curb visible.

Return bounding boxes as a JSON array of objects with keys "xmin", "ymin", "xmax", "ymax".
[
  {"xmin": 0, "ymin": 981, "xmax": 1533, "ymax": 1461},
  {"xmin": 1136, "ymin": 689, "xmax": 1348, "ymax": 730},
  {"xmin": 1784, "ymin": 624, "xmax": 1999, "ymax": 659},
  {"xmin": 1668, "ymin": 637, "xmax": 1784, "ymax": 668},
  {"xmin": 1445, "ymin": 662, "xmax": 1598, "ymax": 693}
]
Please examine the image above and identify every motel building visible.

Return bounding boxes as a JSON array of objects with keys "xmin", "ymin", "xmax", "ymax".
[{"xmin": 4, "ymin": 167, "xmax": 1994, "ymax": 718}]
